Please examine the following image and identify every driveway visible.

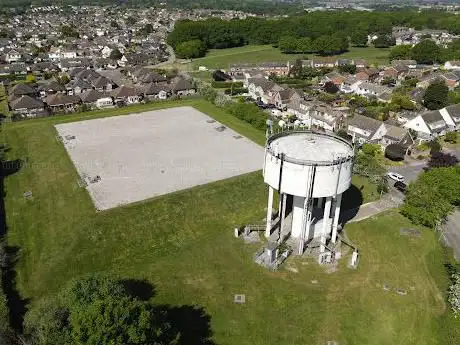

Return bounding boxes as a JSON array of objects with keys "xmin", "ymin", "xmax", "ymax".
[
  {"xmin": 387, "ymin": 161, "xmax": 427, "ymax": 183},
  {"xmin": 442, "ymin": 210, "xmax": 460, "ymax": 261}
]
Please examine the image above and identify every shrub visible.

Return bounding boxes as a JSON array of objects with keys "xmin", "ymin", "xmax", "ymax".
[
  {"xmin": 361, "ymin": 143, "xmax": 381, "ymax": 157},
  {"xmin": 445, "ymin": 132, "xmax": 458, "ymax": 144},
  {"xmin": 429, "ymin": 139, "xmax": 442, "ymax": 153},
  {"xmin": 385, "ymin": 143, "xmax": 406, "ymax": 161},
  {"xmin": 211, "ymin": 81, "xmax": 243, "ymax": 89}
]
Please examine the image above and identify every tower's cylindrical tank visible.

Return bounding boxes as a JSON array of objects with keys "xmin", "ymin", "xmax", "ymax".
[{"xmin": 263, "ymin": 131, "xmax": 354, "ymax": 198}]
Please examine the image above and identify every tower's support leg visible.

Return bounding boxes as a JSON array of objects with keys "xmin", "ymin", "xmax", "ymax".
[
  {"xmin": 279, "ymin": 193, "xmax": 287, "ymax": 237},
  {"xmin": 320, "ymin": 197, "xmax": 332, "ymax": 253},
  {"xmin": 331, "ymin": 194, "xmax": 342, "ymax": 244},
  {"xmin": 265, "ymin": 186, "xmax": 274, "ymax": 238}
]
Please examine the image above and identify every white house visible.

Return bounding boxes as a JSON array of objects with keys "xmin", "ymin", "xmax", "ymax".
[
  {"xmin": 347, "ymin": 115, "xmax": 386, "ymax": 144},
  {"xmin": 444, "ymin": 61, "xmax": 460, "ymax": 70},
  {"xmin": 5, "ymin": 49, "xmax": 21, "ymax": 63},
  {"xmin": 403, "ymin": 110, "xmax": 452, "ymax": 142}
]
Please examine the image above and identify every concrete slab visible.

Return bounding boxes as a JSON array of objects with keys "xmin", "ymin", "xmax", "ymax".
[{"xmin": 55, "ymin": 106, "xmax": 264, "ymax": 210}]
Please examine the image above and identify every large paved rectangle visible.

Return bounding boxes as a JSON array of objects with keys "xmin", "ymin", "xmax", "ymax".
[{"xmin": 55, "ymin": 106, "xmax": 264, "ymax": 210}]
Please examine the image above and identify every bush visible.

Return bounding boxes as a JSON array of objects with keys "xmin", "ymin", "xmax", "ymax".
[
  {"xmin": 361, "ymin": 143, "xmax": 381, "ymax": 157},
  {"xmin": 385, "ymin": 143, "xmax": 406, "ymax": 161},
  {"xmin": 211, "ymin": 81, "xmax": 243, "ymax": 88},
  {"xmin": 429, "ymin": 139, "xmax": 442, "ymax": 153},
  {"xmin": 212, "ymin": 70, "xmax": 231, "ymax": 81},
  {"xmin": 224, "ymin": 87, "xmax": 248, "ymax": 95},
  {"xmin": 445, "ymin": 132, "xmax": 458, "ymax": 144}
]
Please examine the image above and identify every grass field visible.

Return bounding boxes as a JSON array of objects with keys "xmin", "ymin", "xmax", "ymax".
[
  {"xmin": 191, "ymin": 45, "xmax": 390, "ymax": 70},
  {"xmin": 1, "ymin": 99, "xmax": 458, "ymax": 344}
]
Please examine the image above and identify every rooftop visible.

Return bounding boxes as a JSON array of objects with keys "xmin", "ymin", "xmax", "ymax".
[{"xmin": 267, "ymin": 131, "xmax": 354, "ymax": 165}]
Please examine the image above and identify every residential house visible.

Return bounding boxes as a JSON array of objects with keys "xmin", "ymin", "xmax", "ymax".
[
  {"xmin": 8, "ymin": 83, "xmax": 37, "ymax": 101},
  {"xmin": 111, "ymin": 86, "xmax": 141, "ymax": 104},
  {"xmin": 247, "ymin": 78, "xmax": 281, "ymax": 104},
  {"xmin": 347, "ymin": 114, "xmax": 386, "ymax": 144},
  {"xmin": 354, "ymin": 59, "xmax": 368, "ymax": 69},
  {"xmin": 169, "ymin": 76, "xmax": 195, "ymax": 96},
  {"xmin": 382, "ymin": 64, "xmax": 409, "ymax": 80},
  {"xmin": 38, "ymin": 80, "xmax": 66, "ymax": 97},
  {"xmin": 142, "ymin": 82, "xmax": 171, "ymax": 100},
  {"xmin": 5, "ymin": 49, "xmax": 22, "ymax": 63},
  {"xmin": 66, "ymin": 79, "xmax": 92, "ymax": 95},
  {"xmin": 444, "ymin": 61, "xmax": 460, "ymax": 70},
  {"xmin": 441, "ymin": 104, "xmax": 460, "ymax": 130},
  {"xmin": 10, "ymin": 95, "xmax": 47, "ymax": 118},
  {"xmin": 391, "ymin": 60, "xmax": 417, "ymax": 69},
  {"xmin": 355, "ymin": 82, "xmax": 392, "ymax": 102},
  {"xmin": 273, "ymin": 88, "xmax": 303, "ymax": 110},
  {"xmin": 355, "ymin": 68, "xmax": 379, "ymax": 82},
  {"xmin": 307, "ymin": 105, "xmax": 345, "ymax": 132},
  {"xmin": 91, "ymin": 76, "xmax": 115, "ymax": 92},
  {"xmin": 45, "ymin": 93, "xmax": 81, "ymax": 113},
  {"xmin": 79, "ymin": 89, "xmax": 113, "ymax": 109},
  {"xmin": 340, "ymin": 77, "xmax": 361, "ymax": 94},
  {"xmin": 312, "ymin": 58, "xmax": 335, "ymax": 69},
  {"xmin": 441, "ymin": 72, "xmax": 460, "ymax": 90},
  {"xmin": 378, "ymin": 124, "xmax": 414, "ymax": 150},
  {"xmin": 403, "ymin": 110, "xmax": 452, "ymax": 142},
  {"xmin": 323, "ymin": 71, "xmax": 345, "ymax": 86}
]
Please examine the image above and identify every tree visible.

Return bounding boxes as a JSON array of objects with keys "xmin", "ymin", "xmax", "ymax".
[
  {"xmin": 278, "ymin": 36, "xmax": 299, "ymax": 53},
  {"xmin": 126, "ymin": 16, "xmax": 136, "ymax": 26},
  {"xmin": 361, "ymin": 143, "xmax": 381, "ymax": 156},
  {"xmin": 385, "ymin": 144, "xmax": 406, "ymax": 161},
  {"xmin": 57, "ymin": 74, "xmax": 70, "ymax": 85},
  {"xmin": 338, "ymin": 64, "xmax": 356, "ymax": 74},
  {"xmin": 411, "ymin": 39, "xmax": 440, "ymax": 64},
  {"xmin": 109, "ymin": 48, "xmax": 123, "ymax": 60},
  {"xmin": 401, "ymin": 166, "xmax": 460, "ymax": 227},
  {"xmin": 428, "ymin": 152, "xmax": 459, "ymax": 168},
  {"xmin": 59, "ymin": 24, "xmax": 79, "ymax": 38},
  {"xmin": 445, "ymin": 131, "xmax": 458, "ymax": 143},
  {"xmin": 175, "ymin": 39, "xmax": 206, "ymax": 59},
  {"xmin": 429, "ymin": 139, "xmax": 442, "ymax": 153},
  {"xmin": 26, "ymin": 74, "xmax": 37, "ymax": 83},
  {"xmin": 423, "ymin": 80, "xmax": 449, "ymax": 110},
  {"xmin": 350, "ymin": 30, "xmax": 368, "ymax": 47},
  {"xmin": 297, "ymin": 37, "xmax": 312, "ymax": 53},
  {"xmin": 373, "ymin": 35, "xmax": 395, "ymax": 48},
  {"xmin": 24, "ymin": 274, "xmax": 174, "ymax": 345},
  {"xmin": 212, "ymin": 70, "xmax": 231, "ymax": 81},
  {"xmin": 324, "ymin": 81, "xmax": 339, "ymax": 94},
  {"xmin": 391, "ymin": 94, "xmax": 415, "ymax": 111},
  {"xmin": 389, "ymin": 45, "xmax": 412, "ymax": 61}
]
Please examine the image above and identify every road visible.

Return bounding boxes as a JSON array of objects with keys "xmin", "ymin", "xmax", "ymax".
[{"xmin": 387, "ymin": 148, "xmax": 460, "ymax": 183}]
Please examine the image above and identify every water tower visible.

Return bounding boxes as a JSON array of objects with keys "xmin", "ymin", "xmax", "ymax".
[{"xmin": 263, "ymin": 131, "xmax": 354, "ymax": 255}]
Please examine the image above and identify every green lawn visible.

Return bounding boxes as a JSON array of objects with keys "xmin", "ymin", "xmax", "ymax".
[
  {"xmin": 1, "ymin": 99, "xmax": 457, "ymax": 344},
  {"xmin": 191, "ymin": 45, "xmax": 390, "ymax": 70}
]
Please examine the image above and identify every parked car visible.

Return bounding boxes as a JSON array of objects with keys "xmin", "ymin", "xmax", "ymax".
[
  {"xmin": 387, "ymin": 172, "xmax": 405, "ymax": 182},
  {"xmin": 394, "ymin": 181, "xmax": 407, "ymax": 193}
]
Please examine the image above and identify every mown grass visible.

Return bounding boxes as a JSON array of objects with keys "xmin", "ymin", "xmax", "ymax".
[
  {"xmin": 1, "ymin": 99, "xmax": 457, "ymax": 344},
  {"xmin": 191, "ymin": 45, "xmax": 390, "ymax": 70}
]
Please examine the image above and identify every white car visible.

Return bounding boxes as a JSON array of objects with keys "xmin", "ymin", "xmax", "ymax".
[{"xmin": 387, "ymin": 172, "xmax": 405, "ymax": 182}]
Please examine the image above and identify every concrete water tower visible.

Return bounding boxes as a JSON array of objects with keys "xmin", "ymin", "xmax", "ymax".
[{"xmin": 263, "ymin": 131, "xmax": 354, "ymax": 255}]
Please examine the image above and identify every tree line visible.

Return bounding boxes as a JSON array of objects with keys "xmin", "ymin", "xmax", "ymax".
[
  {"xmin": 390, "ymin": 39, "xmax": 460, "ymax": 64},
  {"xmin": 168, "ymin": 10, "xmax": 460, "ymax": 58}
]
